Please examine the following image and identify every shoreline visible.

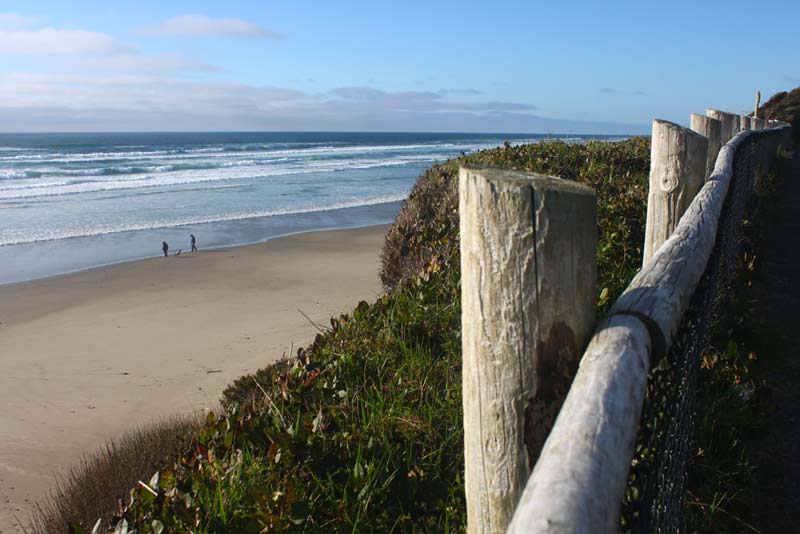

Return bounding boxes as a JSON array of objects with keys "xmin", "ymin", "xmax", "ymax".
[
  {"xmin": 0, "ymin": 199, "xmax": 403, "ymax": 286},
  {"xmin": 0, "ymin": 220, "xmax": 394, "ymax": 289},
  {"xmin": 0, "ymin": 223, "xmax": 389, "ymax": 532}
]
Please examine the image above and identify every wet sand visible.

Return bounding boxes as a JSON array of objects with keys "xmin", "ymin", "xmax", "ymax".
[{"xmin": 0, "ymin": 225, "xmax": 387, "ymax": 532}]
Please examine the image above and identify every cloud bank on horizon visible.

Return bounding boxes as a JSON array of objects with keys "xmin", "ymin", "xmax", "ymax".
[
  {"xmin": 0, "ymin": 2, "xmax": 796, "ymax": 134},
  {"xmin": 0, "ymin": 9, "xmax": 649, "ymax": 133}
]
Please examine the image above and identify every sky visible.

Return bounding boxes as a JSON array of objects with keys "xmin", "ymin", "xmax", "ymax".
[{"xmin": 0, "ymin": 0, "xmax": 797, "ymax": 133}]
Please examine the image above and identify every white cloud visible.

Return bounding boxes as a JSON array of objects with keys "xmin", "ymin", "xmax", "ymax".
[
  {"xmin": 73, "ymin": 53, "xmax": 219, "ymax": 74},
  {"xmin": 0, "ymin": 72, "xmax": 600, "ymax": 133},
  {"xmin": 0, "ymin": 21, "xmax": 216, "ymax": 75},
  {"xmin": 0, "ymin": 28, "xmax": 132, "ymax": 54},
  {"xmin": 322, "ymin": 86, "xmax": 536, "ymax": 113},
  {"xmin": 599, "ymin": 87, "xmax": 648, "ymax": 97},
  {"xmin": 438, "ymin": 89, "xmax": 486, "ymax": 96},
  {"xmin": 143, "ymin": 15, "xmax": 281, "ymax": 38},
  {"xmin": 0, "ymin": 13, "xmax": 38, "ymax": 29},
  {"xmin": 0, "ymin": 73, "xmax": 308, "ymax": 114}
]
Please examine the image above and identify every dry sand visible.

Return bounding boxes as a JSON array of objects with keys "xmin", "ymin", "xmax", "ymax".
[{"xmin": 0, "ymin": 225, "xmax": 388, "ymax": 533}]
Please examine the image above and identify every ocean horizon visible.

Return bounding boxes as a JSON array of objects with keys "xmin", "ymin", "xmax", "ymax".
[{"xmin": 0, "ymin": 131, "xmax": 626, "ymax": 284}]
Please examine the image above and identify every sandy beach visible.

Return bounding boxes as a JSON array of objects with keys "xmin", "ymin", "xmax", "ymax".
[{"xmin": 0, "ymin": 225, "xmax": 387, "ymax": 533}]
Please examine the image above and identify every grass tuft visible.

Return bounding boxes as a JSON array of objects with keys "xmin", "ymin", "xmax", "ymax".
[{"xmin": 27, "ymin": 414, "xmax": 200, "ymax": 534}]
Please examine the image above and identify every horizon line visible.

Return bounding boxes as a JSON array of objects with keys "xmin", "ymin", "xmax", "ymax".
[{"xmin": 0, "ymin": 129, "xmax": 649, "ymax": 136}]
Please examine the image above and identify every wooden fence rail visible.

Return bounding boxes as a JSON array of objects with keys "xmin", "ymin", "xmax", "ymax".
[{"xmin": 459, "ymin": 108, "xmax": 793, "ymax": 533}]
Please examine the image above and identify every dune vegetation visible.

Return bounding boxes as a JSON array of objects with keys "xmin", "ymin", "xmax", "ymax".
[
  {"xmin": 36, "ymin": 137, "xmax": 647, "ymax": 533},
  {"xmin": 757, "ymin": 85, "xmax": 800, "ymax": 139},
  {"xmin": 32, "ymin": 127, "xmax": 787, "ymax": 533}
]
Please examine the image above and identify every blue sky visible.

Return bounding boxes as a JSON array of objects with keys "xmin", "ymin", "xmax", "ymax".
[{"xmin": 0, "ymin": 0, "xmax": 797, "ymax": 133}]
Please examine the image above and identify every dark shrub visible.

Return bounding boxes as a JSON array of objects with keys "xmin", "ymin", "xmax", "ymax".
[
  {"xmin": 758, "ymin": 86, "xmax": 800, "ymax": 140},
  {"xmin": 29, "ymin": 415, "xmax": 200, "ymax": 533}
]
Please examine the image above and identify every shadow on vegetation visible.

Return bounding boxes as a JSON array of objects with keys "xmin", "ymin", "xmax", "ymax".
[{"xmin": 27, "ymin": 414, "xmax": 201, "ymax": 534}]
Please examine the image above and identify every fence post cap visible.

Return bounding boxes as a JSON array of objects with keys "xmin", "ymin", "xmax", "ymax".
[
  {"xmin": 653, "ymin": 118, "xmax": 707, "ymax": 139},
  {"xmin": 459, "ymin": 166, "xmax": 596, "ymax": 197}
]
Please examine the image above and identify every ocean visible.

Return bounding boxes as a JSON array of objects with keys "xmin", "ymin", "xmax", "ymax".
[{"xmin": 0, "ymin": 132, "xmax": 619, "ymax": 284}]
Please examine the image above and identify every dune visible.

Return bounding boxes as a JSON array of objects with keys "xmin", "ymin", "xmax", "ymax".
[{"xmin": 0, "ymin": 225, "xmax": 387, "ymax": 533}]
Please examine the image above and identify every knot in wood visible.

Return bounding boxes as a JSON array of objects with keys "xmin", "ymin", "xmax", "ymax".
[{"xmin": 658, "ymin": 164, "xmax": 681, "ymax": 193}]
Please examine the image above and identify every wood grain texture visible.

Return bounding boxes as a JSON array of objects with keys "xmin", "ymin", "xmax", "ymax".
[
  {"xmin": 612, "ymin": 142, "xmax": 735, "ymax": 350},
  {"xmin": 730, "ymin": 113, "xmax": 741, "ymax": 138},
  {"xmin": 612, "ymin": 128, "xmax": 790, "ymax": 352},
  {"xmin": 643, "ymin": 120, "xmax": 708, "ymax": 265},
  {"xmin": 507, "ymin": 126, "xmax": 792, "ymax": 534},
  {"xmin": 755, "ymin": 90, "xmax": 761, "ymax": 118},
  {"xmin": 707, "ymin": 109, "xmax": 738, "ymax": 144},
  {"xmin": 459, "ymin": 167, "xmax": 596, "ymax": 534},
  {"xmin": 690, "ymin": 113, "xmax": 722, "ymax": 180},
  {"xmin": 740, "ymin": 115, "xmax": 752, "ymax": 131},
  {"xmin": 507, "ymin": 314, "xmax": 652, "ymax": 534}
]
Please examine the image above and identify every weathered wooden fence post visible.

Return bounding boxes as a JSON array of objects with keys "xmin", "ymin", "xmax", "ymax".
[
  {"xmin": 755, "ymin": 90, "xmax": 761, "ymax": 118},
  {"xmin": 642, "ymin": 120, "xmax": 708, "ymax": 265},
  {"xmin": 707, "ymin": 109, "xmax": 737, "ymax": 144},
  {"xmin": 731, "ymin": 114, "xmax": 741, "ymax": 138},
  {"xmin": 690, "ymin": 113, "xmax": 722, "ymax": 179},
  {"xmin": 459, "ymin": 167, "xmax": 597, "ymax": 534},
  {"xmin": 740, "ymin": 115, "xmax": 752, "ymax": 131}
]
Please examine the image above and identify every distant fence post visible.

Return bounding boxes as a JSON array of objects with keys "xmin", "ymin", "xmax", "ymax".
[
  {"xmin": 755, "ymin": 90, "xmax": 761, "ymax": 118},
  {"xmin": 731, "ymin": 114, "xmax": 741, "ymax": 138},
  {"xmin": 707, "ymin": 109, "xmax": 737, "ymax": 144},
  {"xmin": 642, "ymin": 120, "xmax": 709, "ymax": 265},
  {"xmin": 459, "ymin": 167, "xmax": 597, "ymax": 534},
  {"xmin": 690, "ymin": 113, "xmax": 722, "ymax": 179},
  {"xmin": 740, "ymin": 115, "xmax": 752, "ymax": 131}
]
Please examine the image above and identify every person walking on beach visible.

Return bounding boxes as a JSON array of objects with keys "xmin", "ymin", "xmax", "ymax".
[
  {"xmin": 190, "ymin": 234, "xmax": 197, "ymax": 252},
  {"xmin": 162, "ymin": 241, "xmax": 169, "ymax": 257}
]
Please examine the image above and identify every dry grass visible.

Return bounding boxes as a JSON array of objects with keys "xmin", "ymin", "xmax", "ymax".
[{"xmin": 26, "ymin": 413, "xmax": 201, "ymax": 534}]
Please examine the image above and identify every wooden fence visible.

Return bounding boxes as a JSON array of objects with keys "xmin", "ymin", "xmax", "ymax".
[{"xmin": 459, "ymin": 109, "xmax": 793, "ymax": 533}]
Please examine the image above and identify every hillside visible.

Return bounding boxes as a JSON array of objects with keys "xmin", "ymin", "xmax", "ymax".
[
  {"xmin": 33, "ymin": 138, "xmax": 649, "ymax": 533},
  {"xmin": 758, "ymin": 86, "xmax": 800, "ymax": 138},
  {"xmin": 34, "ymin": 130, "xmax": 783, "ymax": 533}
]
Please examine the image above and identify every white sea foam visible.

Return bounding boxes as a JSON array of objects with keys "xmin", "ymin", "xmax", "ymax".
[
  {"xmin": 0, "ymin": 134, "xmax": 621, "ymax": 284},
  {"xmin": 0, "ymin": 194, "xmax": 407, "ymax": 246},
  {"xmin": 0, "ymin": 142, "xmax": 467, "ymax": 165},
  {"xmin": 0, "ymin": 154, "xmax": 445, "ymax": 200}
]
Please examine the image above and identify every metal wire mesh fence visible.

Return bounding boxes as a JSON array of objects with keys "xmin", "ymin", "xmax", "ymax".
[{"xmin": 619, "ymin": 130, "xmax": 781, "ymax": 532}]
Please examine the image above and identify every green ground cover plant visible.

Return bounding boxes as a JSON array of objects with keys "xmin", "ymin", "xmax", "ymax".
[
  {"xmin": 43, "ymin": 138, "xmax": 647, "ymax": 533},
  {"xmin": 38, "ymin": 136, "xmax": 750, "ymax": 534},
  {"xmin": 39, "ymin": 133, "xmax": 787, "ymax": 534},
  {"xmin": 38, "ymin": 134, "xmax": 785, "ymax": 534}
]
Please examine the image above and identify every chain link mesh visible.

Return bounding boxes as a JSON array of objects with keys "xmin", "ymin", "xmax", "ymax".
[{"xmin": 619, "ymin": 130, "xmax": 783, "ymax": 533}]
